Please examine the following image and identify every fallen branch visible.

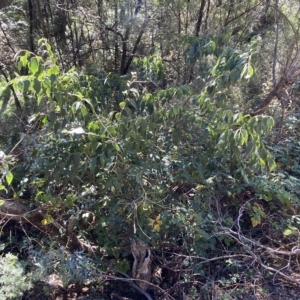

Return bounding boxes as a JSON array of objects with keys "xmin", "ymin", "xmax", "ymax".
[{"xmin": 218, "ymin": 200, "xmax": 300, "ymax": 287}]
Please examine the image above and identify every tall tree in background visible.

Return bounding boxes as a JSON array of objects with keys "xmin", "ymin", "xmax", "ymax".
[{"xmin": 0, "ymin": 0, "xmax": 299, "ymax": 113}]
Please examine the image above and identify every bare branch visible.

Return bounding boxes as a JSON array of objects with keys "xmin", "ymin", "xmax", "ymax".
[{"xmin": 102, "ymin": 22, "xmax": 124, "ymax": 40}]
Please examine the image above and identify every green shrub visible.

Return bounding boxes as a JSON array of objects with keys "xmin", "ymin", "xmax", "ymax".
[
  {"xmin": 0, "ymin": 253, "xmax": 32, "ymax": 300},
  {"xmin": 29, "ymin": 247, "xmax": 92, "ymax": 288},
  {"xmin": 9, "ymin": 39, "xmax": 277, "ymax": 251}
]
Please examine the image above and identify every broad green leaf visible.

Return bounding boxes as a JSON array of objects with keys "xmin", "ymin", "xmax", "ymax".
[
  {"xmin": 48, "ymin": 65, "xmax": 60, "ymax": 75},
  {"xmin": 112, "ymin": 142, "xmax": 120, "ymax": 152},
  {"xmin": 81, "ymin": 105, "xmax": 88, "ymax": 117},
  {"xmin": 5, "ymin": 171, "xmax": 13, "ymax": 185},
  {"xmin": 50, "ymin": 74, "xmax": 57, "ymax": 85},
  {"xmin": 40, "ymin": 115, "xmax": 47, "ymax": 125},
  {"xmin": 268, "ymin": 157, "xmax": 276, "ymax": 171},
  {"xmin": 259, "ymin": 157, "xmax": 266, "ymax": 168},
  {"xmin": 41, "ymin": 215, "xmax": 53, "ymax": 226},
  {"xmin": 19, "ymin": 53, "xmax": 29, "ymax": 68},
  {"xmin": 251, "ymin": 217, "xmax": 260, "ymax": 227},
  {"xmin": 0, "ymin": 86, "xmax": 11, "ymax": 112},
  {"xmin": 260, "ymin": 148, "xmax": 268, "ymax": 161},
  {"xmin": 72, "ymin": 101, "xmax": 82, "ymax": 114},
  {"xmin": 128, "ymin": 98, "xmax": 137, "ymax": 109},
  {"xmin": 119, "ymin": 102, "xmax": 126, "ymax": 109},
  {"xmin": 199, "ymin": 229, "xmax": 209, "ymax": 240},
  {"xmin": 232, "ymin": 146, "xmax": 240, "ymax": 158},
  {"xmin": 154, "ymin": 224, "xmax": 161, "ymax": 232},
  {"xmin": 99, "ymin": 154, "xmax": 106, "ymax": 167},
  {"xmin": 90, "ymin": 156, "xmax": 97, "ymax": 171},
  {"xmin": 240, "ymin": 129, "xmax": 248, "ymax": 145},
  {"xmin": 88, "ymin": 121, "xmax": 100, "ymax": 132},
  {"xmin": 107, "ymin": 126, "xmax": 117, "ymax": 136},
  {"xmin": 115, "ymin": 112, "xmax": 121, "ymax": 121},
  {"xmin": 113, "ymin": 179, "xmax": 122, "ymax": 191},
  {"xmin": 241, "ymin": 169, "xmax": 249, "ymax": 183},
  {"xmin": 267, "ymin": 117, "xmax": 275, "ymax": 128},
  {"xmin": 23, "ymin": 80, "xmax": 31, "ymax": 93},
  {"xmin": 0, "ymin": 199, "xmax": 4, "ymax": 206},
  {"xmin": 44, "ymin": 40, "xmax": 56, "ymax": 63},
  {"xmin": 210, "ymin": 40, "xmax": 216, "ymax": 51},
  {"xmin": 233, "ymin": 130, "xmax": 241, "ymax": 143},
  {"xmin": 225, "ymin": 58, "xmax": 236, "ymax": 71},
  {"xmin": 245, "ymin": 65, "xmax": 254, "ymax": 79},
  {"xmin": 29, "ymin": 57, "xmax": 39, "ymax": 74},
  {"xmin": 211, "ymin": 57, "xmax": 220, "ymax": 75},
  {"xmin": 245, "ymin": 141, "xmax": 254, "ymax": 156},
  {"xmin": 75, "ymin": 92, "xmax": 83, "ymax": 100},
  {"xmin": 229, "ymin": 70, "xmax": 240, "ymax": 83},
  {"xmin": 283, "ymin": 229, "xmax": 293, "ymax": 236},
  {"xmin": 34, "ymin": 78, "xmax": 41, "ymax": 94}
]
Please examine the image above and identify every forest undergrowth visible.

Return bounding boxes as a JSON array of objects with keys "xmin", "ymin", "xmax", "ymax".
[{"xmin": 1, "ymin": 1, "xmax": 300, "ymax": 299}]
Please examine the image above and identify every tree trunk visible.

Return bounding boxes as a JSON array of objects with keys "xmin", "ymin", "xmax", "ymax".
[
  {"xmin": 28, "ymin": 0, "xmax": 35, "ymax": 53},
  {"xmin": 194, "ymin": 0, "xmax": 206, "ymax": 37},
  {"xmin": 122, "ymin": 21, "xmax": 148, "ymax": 75},
  {"xmin": 35, "ymin": 0, "xmax": 49, "ymax": 39}
]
